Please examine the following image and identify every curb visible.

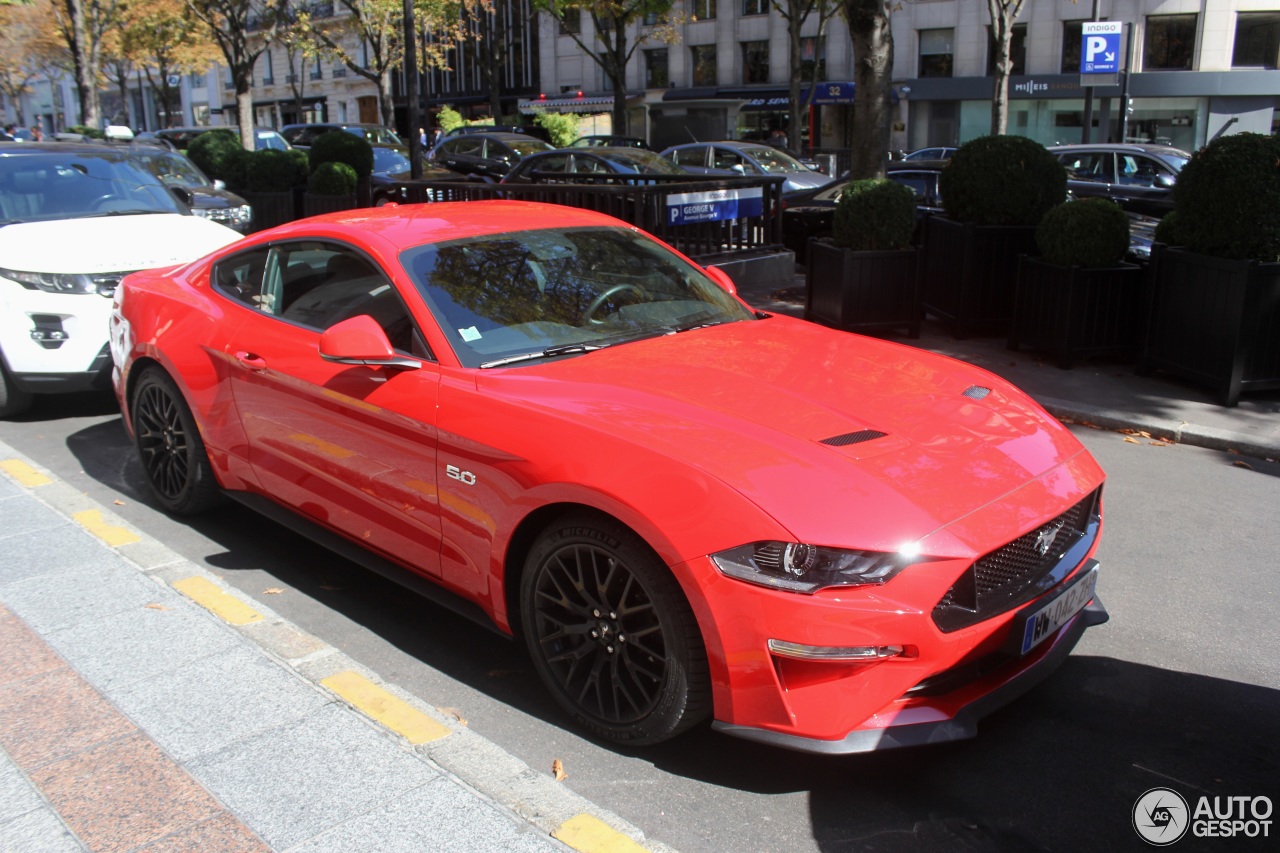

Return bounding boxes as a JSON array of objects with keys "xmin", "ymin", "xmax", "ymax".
[{"xmin": 0, "ymin": 441, "xmax": 676, "ymax": 853}]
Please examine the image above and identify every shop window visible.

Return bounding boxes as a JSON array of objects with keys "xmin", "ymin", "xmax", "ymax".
[
  {"xmin": 645, "ymin": 49, "xmax": 669, "ymax": 88},
  {"xmin": 1144, "ymin": 14, "xmax": 1197, "ymax": 70},
  {"xmin": 1061, "ymin": 21, "xmax": 1085, "ymax": 72},
  {"xmin": 692, "ymin": 45, "xmax": 717, "ymax": 86},
  {"xmin": 690, "ymin": 0, "xmax": 716, "ymax": 21},
  {"xmin": 742, "ymin": 0, "xmax": 766, "ymax": 15},
  {"xmin": 800, "ymin": 37, "xmax": 826, "ymax": 81},
  {"xmin": 987, "ymin": 23, "xmax": 1027, "ymax": 75},
  {"xmin": 742, "ymin": 41, "xmax": 769, "ymax": 84},
  {"xmin": 1233, "ymin": 12, "xmax": 1280, "ymax": 69},
  {"xmin": 919, "ymin": 29, "xmax": 954, "ymax": 78}
]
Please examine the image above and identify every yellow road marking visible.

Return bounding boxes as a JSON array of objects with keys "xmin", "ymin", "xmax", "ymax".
[
  {"xmin": 73, "ymin": 509, "xmax": 141, "ymax": 547},
  {"xmin": 553, "ymin": 814, "xmax": 650, "ymax": 853},
  {"xmin": 321, "ymin": 671, "xmax": 452, "ymax": 745},
  {"xmin": 0, "ymin": 459, "xmax": 52, "ymax": 487},
  {"xmin": 173, "ymin": 576, "xmax": 264, "ymax": 625}
]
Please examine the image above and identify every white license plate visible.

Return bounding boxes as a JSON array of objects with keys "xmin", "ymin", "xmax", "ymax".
[{"xmin": 1019, "ymin": 566, "xmax": 1099, "ymax": 655}]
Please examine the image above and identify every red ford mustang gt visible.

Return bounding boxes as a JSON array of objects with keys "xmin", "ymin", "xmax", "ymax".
[{"xmin": 109, "ymin": 201, "xmax": 1107, "ymax": 753}]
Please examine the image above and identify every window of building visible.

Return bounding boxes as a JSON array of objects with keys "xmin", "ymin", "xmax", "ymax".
[
  {"xmin": 559, "ymin": 9, "xmax": 580, "ymax": 35},
  {"xmin": 919, "ymin": 28, "xmax": 954, "ymax": 78},
  {"xmin": 742, "ymin": 0, "xmax": 766, "ymax": 16},
  {"xmin": 190, "ymin": 73, "xmax": 206, "ymax": 88},
  {"xmin": 692, "ymin": 44, "xmax": 717, "ymax": 86},
  {"xmin": 742, "ymin": 40, "xmax": 769, "ymax": 84},
  {"xmin": 645, "ymin": 49, "xmax": 669, "ymax": 88},
  {"xmin": 262, "ymin": 50, "xmax": 274, "ymax": 85},
  {"xmin": 1061, "ymin": 20, "xmax": 1086, "ymax": 72},
  {"xmin": 987, "ymin": 23, "xmax": 1027, "ymax": 75},
  {"xmin": 310, "ymin": 63, "xmax": 323, "ymax": 81},
  {"xmin": 1144, "ymin": 14, "xmax": 1197, "ymax": 70},
  {"xmin": 690, "ymin": 0, "xmax": 716, "ymax": 22},
  {"xmin": 1233, "ymin": 12, "xmax": 1280, "ymax": 69},
  {"xmin": 800, "ymin": 37, "xmax": 826, "ymax": 81}
]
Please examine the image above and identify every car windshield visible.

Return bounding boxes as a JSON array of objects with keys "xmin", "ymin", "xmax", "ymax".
[
  {"xmin": 744, "ymin": 146, "xmax": 807, "ymax": 173},
  {"xmin": 349, "ymin": 126, "xmax": 402, "ymax": 145},
  {"xmin": 597, "ymin": 150, "xmax": 684, "ymax": 174},
  {"xmin": 373, "ymin": 148, "xmax": 412, "ymax": 174},
  {"xmin": 507, "ymin": 138, "xmax": 553, "ymax": 157},
  {"xmin": 401, "ymin": 226, "xmax": 755, "ymax": 368},
  {"xmin": 0, "ymin": 151, "xmax": 184, "ymax": 223},
  {"xmin": 134, "ymin": 150, "xmax": 212, "ymax": 187}
]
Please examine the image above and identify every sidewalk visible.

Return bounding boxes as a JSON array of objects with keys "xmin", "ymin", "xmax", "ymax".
[
  {"xmin": 742, "ymin": 275, "xmax": 1280, "ymax": 462},
  {"xmin": 0, "ymin": 446, "xmax": 667, "ymax": 853}
]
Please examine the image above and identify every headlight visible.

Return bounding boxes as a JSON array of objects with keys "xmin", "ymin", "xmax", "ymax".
[
  {"xmin": 711, "ymin": 542, "xmax": 912, "ymax": 594},
  {"xmin": 0, "ymin": 268, "xmax": 104, "ymax": 295},
  {"xmin": 195, "ymin": 205, "xmax": 253, "ymax": 228}
]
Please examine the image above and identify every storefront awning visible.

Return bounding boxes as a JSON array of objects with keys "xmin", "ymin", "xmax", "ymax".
[
  {"xmin": 662, "ymin": 82, "xmax": 893, "ymax": 109},
  {"xmin": 518, "ymin": 93, "xmax": 621, "ymax": 115}
]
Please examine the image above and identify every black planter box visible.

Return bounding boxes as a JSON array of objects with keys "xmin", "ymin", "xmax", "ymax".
[
  {"xmin": 1139, "ymin": 245, "xmax": 1280, "ymax": 407},
  {"xmin": 1009, "ymin": 257, "xmax": 1145, "ymax": 368},
  {"xmin": 920, "ymin": 217, "xmax": 1038, "ymax": 338},
  {"xmin": 239, "ymin": 190, "xmax": 298, "ymax": 233},
  {"xmin": 303, "ymin": 193, "xmax": 359, "ymax": 218},
  {"xmin": 805, "ymin": 241, "xmax": 920, "ymax": 337}
]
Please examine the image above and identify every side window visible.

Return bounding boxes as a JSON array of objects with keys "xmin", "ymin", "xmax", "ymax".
[
  {"xmin": 712, "ymin": 148, "xmax": 743, "ymax": 170},
  {"xmin": 1118, "ymin": 155, "xmax": 1170, "ymax": 186},
  {"xmin": 890, "ymin": 173, "xmax": 931, "ymax": 202},
  {"xmin": 532, "ymin": 154, "xmax": 571, "ymax": 174},
  {"xmin": 674, "ymin": 147, "xmax": 706, "ymax": 168},
  {"xmin": 452, "ymin": 137, "xmax": 484, "ymax": 157},
  {"xmin": 1059, "ymin": 152, "xmax": 1114, "ymax": 183},
  {"xmin": 573, "ymin": 156, "xmax": 609, "ymax": 174},
  {"xmin": 266, "ymin": 242, "xmax": 430, "ymax": 358},
  {"xmin": 212, "ymin": 247, "xmax": 273, "ymax": 309}
]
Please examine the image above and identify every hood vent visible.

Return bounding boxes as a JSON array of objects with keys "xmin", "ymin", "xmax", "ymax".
[
  {"xmin": 820, "ymin": 429, "xmax": 887, "ymax": 447},
  {"xmin": 963, "ymin": 385, "xmax": 992, "ymax": 400}
]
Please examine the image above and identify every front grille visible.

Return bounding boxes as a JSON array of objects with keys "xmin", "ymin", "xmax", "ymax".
[{"xmin": 932, "ymin": 489, "xmax": 1100, "ymax": 633}]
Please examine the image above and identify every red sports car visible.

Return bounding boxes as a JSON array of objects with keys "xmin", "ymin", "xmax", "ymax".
[{"xmin": 110, "ymin": 201, "xmax": 1107, "ymax": 753}]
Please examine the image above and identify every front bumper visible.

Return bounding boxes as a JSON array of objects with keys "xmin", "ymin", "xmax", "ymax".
[{"xmin": 0, "ymin": 284, "xmax": 116, "ymax": 394}]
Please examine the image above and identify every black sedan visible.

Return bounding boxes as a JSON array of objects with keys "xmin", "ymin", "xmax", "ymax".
[
  {"xmin": 428, "ymin": 132, "xmax": 554, "ymax": 179},
  {"xmin": 1048, "ymin": 143, "xmax": 1189, "ymax": 217},
  {"xmin": 501, "ymin": 147, "xmax": 688, "ymax": 183}
]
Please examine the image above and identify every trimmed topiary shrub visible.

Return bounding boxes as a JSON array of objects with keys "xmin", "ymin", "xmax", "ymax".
[
  {"xmin": 309, "ymin": 161, "xmax": 358, "ymax": 196},
  {"xmin": 307, "ymin": 130, "xmax": 374, "ymax": 179},
  {"xmin": 939, "ymin": 135, "xmax": 1067, "ymax": 226},
  {"xmin": 1152, "ymin": 209, "xmax": 1186, "ymax": 247},
  {"xmin": 832, "ymin": 178, "xmax": 917, "ymax": 251},
  {"xmin": 1035, "ymin": 198, "xmax": 1130, "ymax": 268},
  {"xmin": 246, "ymin": 148, "xmax": 307, "ymax": 192},
  {"xmin": 68, "ymin": 125, "xmax": 105, "ymax": 139},
  {"xmin": 1166, "ymin": 132, "xmax": 1280, "ymax": 261},
  {"xmin": 188, "ymin": 130, "xmax": 249, "ymax": 190}
]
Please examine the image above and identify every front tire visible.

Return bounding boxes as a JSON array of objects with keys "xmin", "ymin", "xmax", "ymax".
[
  {"xmin": 520, "ymin": 513, "xmax": 711, "ymax": 745},
  {"xmin": 131, "ymin": 367, "xmax": 223, "ymax": 515},
  {"xmin": 0, "ymin": 355, "xmax": 33, "ymax": 420}
]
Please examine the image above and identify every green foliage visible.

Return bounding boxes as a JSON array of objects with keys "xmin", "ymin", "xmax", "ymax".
[
  {"xmin": 308, "ymin": 161, "xmax": 358, "ymax": 196},
  {"xmin": 307, "ymin": 130, "xmax": 374, "ymax": 178},
  {"xmin": 939, "ymin": 135, "xmax": 1067, "ymax": 226},
  {"xmin": 531, "ymin": 110, "xmax": 580, "ymax": 149},
  {"xmin": 1153, "ymin": 210, "xmax": 1186, "ymax": 247},
  {"xmin": 245, "ymin": 148, "xmax": 307, "ymax": 192},
  {"xmin": 1035, "ymin": 198, "xmax": 1130, "ymax": 268},
  {"xmin": 68, "ymin": 125, "xmax": 104, "ymax": 139},
  {"xmin": 437, "ymin": 106, "xmax": 463, "ymax": 134},
  {"xmin": 1167, "ymin": 132, "xmax": 1280, "ymax": 262},
  {"xmin": 188, "ymin": 130, "xmax": 248, "ymax": 190},
  {"xmin": 832, "ymin": 178, "xmax": 917, "ymax": 251}
]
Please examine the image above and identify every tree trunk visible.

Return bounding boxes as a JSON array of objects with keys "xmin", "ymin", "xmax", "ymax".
[
  {"xmin": 787, "ymin": 25, "xmax": 804, "ymax": 152},
  {"xmin": 379, "ymin": 68, "xmax": 395, "ymax": 128},
  {"xmin": 237, "ymin": 88, "xmax": 255, "ymax": 150},
  {"xmin": 844, "ymin": 0, "xmax": 894, "ymax": 179},
  {"xmin": 989, "ymin": 21, "xmax": 1012, "ymax": 135}
]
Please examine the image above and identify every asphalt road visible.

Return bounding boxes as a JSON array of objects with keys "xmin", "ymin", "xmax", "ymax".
[{"xmin": 3, "ymin": 388, "xmax": 1278, "ymax": 852}]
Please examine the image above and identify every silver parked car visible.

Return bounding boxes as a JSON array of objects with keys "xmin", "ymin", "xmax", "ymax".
[{"xmin": 658, "ymin": 141, "xmax": 828, "ymax": 195}]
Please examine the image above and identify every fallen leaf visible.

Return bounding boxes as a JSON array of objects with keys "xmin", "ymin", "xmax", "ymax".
[
  {"xmin": 1123, "ymin": 437, "xmax": 1140, "ymax": 444},
  {"xmin": 1148, "ymin": 441, "xmax": 1171, "ymax": 447},
  {"xmin": 144, "ymin": 603, "xmax": 168, "ymax": 610},
  {"xmin": 263, "ymin": 587, "xmax": 285, "ymax": 595},
  {"xmin": 1119, "ymin": 429, "xmax": 1153, "ymax": 439},
  {"xmin": 438, "ymin": 706, "xmax": 468, "ymax": 726},
  {"xmin": 1233, "ymin": 460, "xmax": 1255, "ymax": 470},
  {"xmin": 113, "ymin": 499, "xmax": 125, "ymax": 506},
  {"xmin": 552, "ymin": 758, "xmax": 567, "ymax": 781}
]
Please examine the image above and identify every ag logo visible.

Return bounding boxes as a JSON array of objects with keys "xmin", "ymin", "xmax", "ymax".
[{"xmin": 1133, "ymin": 787, "xmax": 1189, "ymax": 845}]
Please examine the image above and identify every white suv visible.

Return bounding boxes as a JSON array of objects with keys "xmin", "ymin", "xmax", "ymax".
[{"xmin": 0, "ymin": 143, "xmax": 242, "ymax": 418}]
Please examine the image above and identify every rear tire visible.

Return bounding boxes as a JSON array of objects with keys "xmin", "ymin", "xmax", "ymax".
[
  {"xmin": 520, "ymin": 512, "xmax": 711, "ymax": 745},
  {"xmin": 131, "ymin": 367, "xmax": 223, "ymax": 515},
  {"xmin": 0, "ymin": 355, "xmax": 33, "ymax": 420}
]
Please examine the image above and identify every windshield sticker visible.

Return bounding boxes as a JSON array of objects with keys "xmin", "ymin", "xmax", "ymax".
[{"xmin": 459, "ymin": 326, "xmax": 482, "ymax": 342}]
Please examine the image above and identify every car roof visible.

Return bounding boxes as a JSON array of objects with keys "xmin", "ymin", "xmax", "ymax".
[
  {"xmin": 1048, "ymin": 142, "xmax": 1191, "ymax": 158},
  {"xmin": 0, "ymin": 141, "xmax": 128, "ymax": 158}
]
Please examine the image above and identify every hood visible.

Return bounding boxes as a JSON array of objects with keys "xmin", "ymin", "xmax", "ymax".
[
  {"xmin": 479, "ymin": 316, "xmax": 1099, "ymax": 555},
  {"xmin": 0, "ymin": 213, "xmax": 241, "ymax": 273},
  {"xmin": 782, "ymin": 169, "xmax": 832, "ymax": 194},
  {"xmin": 186, "ymin": 185, "xmax": 250, "ymax": 210}
]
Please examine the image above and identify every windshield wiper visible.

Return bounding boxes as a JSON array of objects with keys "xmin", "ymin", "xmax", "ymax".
[
  {"xmin": 479, "ymin": 342, "xmax": 608, "ymax": 369},
  {"xmin": 80, "ymin": 209, "xmax": 169, "ymax": 218},
  {"xmin": 666, "ymin": 317, "xmax": 732, "ymax": 334}
]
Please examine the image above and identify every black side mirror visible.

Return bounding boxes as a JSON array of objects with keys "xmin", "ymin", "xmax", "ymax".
[{"xmin": 169, "ymin": 185, "xmax": 193, "ymax": 207}]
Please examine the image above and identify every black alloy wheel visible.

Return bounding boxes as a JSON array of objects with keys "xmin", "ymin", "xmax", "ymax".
[
  {"xmin": 521, "ymin": 513, "xmax": 711, "ymax": 745},
  {"xmin": 131, "ymin": 368, "xmax": 223, "ymax": 515}
]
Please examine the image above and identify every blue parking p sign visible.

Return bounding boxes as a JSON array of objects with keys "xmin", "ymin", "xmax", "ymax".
[{"xmin": 1082, "ymin": 22, "xmax": 1122, "ymax": 74}]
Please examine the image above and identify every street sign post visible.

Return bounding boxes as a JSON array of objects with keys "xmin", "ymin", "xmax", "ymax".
[{"xmin": 1082, "ymin": 22, "xmax": 1123, "ymax": 74}]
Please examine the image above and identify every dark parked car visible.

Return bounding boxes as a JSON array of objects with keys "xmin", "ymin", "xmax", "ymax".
[
  {"xmin": 1048, "ymin": 143, "xmax": 1190, "ymax": 216},
  {"xmin": 128, "ymin": 145, "xmax": 254, "ymax": 233},
  {"xmin": 281, "ymin": 123, "xmax": 402, "ymax": 148},
  {"xmin": 442, "ymin": 124, "xmax": 526, "ymax": 137},
  {"xmin": 659, "ymin": 141, "xmax": 828, "ymax": 195},
  {"xmin": 782, "ymin": 161, "xmax": 947, "ymax": 261},
  {"xmin": 366, "ymin": 144, "xmax": 473, "ymax": 205},
  {"xmin": 570, "ymin": 135, "xmax": 650, "ymax": 150},
  {"xmin": 501, "ymin": 147, "xmax": 688, "ymax": 183},
  {"xmin": 903, "ymin": 147, "xmax": 956, "ymax": 160},
  {"xmin": 428, "ymin": 132, "xmax": 554, "ymax": 179}
]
